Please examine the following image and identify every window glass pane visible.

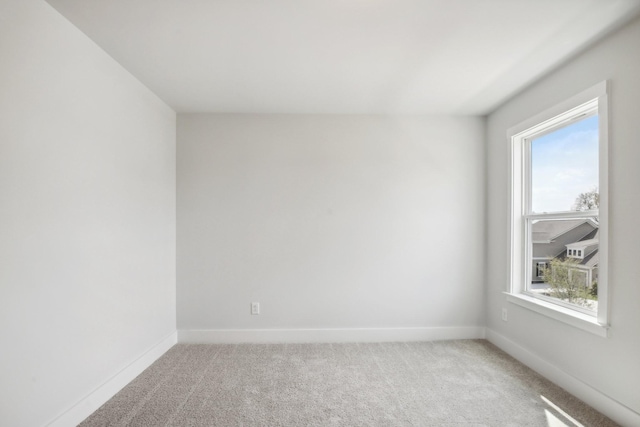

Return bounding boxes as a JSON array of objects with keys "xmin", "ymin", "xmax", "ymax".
[
  {"xmin": 528, "ymin": 217, "xmax": 599, "ymax": 311},
  {"xmin": 531, "ymin": 115, "xmax": 599, "ymax": 213}
]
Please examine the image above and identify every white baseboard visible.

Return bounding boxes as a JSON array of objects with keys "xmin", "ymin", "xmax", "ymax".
[
  {"xmin": 485, "ymin": 328, "xmax": 640, "ymax": 427},
  {"xmin": 178, "ymin": 326, "xmax": 485, "ymax": 344},
  {"xmin": 46, "ymin": 331, "xmax": 178, "ymax": 427}
]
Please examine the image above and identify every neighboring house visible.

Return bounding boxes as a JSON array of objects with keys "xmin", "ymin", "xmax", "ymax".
[{"xmin": 531, "ymin": 218, "xmax": 599, "ymax": 286}]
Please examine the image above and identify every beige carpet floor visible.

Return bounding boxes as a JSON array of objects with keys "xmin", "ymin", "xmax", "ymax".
[{"xmin": 80, "ymin": 340, "xmax": 617, "ymax": 426}]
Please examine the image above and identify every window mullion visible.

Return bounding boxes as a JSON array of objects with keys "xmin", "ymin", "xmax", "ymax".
[{"xmin": 525, "ymin": 211, "xmax": 598, "ymax": 220}]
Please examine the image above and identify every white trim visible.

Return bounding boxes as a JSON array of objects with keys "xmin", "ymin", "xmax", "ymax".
[
  {"xmin": 486, "ymin": 329, "xmax": 640, "ymax": 427},
  {"xmin": 178, "ymin": 327, "xmax": 485, "ymax": 344},
  {"xmin": 596, "ymin": 83, "xmax": 610, "ymax": 326},
  {"xmin": 528, "ymin": 212, "xmax": 597, "ymax": 223},
  {"xmin": 46, "ymin": 331, "xmax": 178, "ymax": 427},
  {"xmin": 507, "ymin": 81, "xmax": 607, "ymax": 137},
  {"xmin": 505, "ymin": 292, "xmax": 607, "ymax": 337}
]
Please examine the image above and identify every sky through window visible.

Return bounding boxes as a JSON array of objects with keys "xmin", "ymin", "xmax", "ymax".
[{"xmin": 531, "ymin": 115, "xmax": 599, "ymax": 213}]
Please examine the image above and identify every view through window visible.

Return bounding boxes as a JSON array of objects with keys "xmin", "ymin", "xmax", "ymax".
[{"xmin": 526, "ymin": 114, "xmax": 599, "ymax": 313}]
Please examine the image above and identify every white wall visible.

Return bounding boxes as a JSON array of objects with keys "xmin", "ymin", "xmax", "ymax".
[
  {"xmin": 177, "ymin": 114, "xmax": 484, "ymax": 334},
  {"xmin": 0, "ymin": 1, "xmax": 176, "ymax": 426},
  {"xmin": 486, "ymin": 15, "xmax": 640, "ymax": 417}
]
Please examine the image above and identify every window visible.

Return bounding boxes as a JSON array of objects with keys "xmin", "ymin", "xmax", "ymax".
[
  {"xmin": 507, "ymin": 82, "xmax": 609, "ymax": 337},
  {"xmin": 535, "ymin": 262, "xmax": 547, "ymax": 278}
]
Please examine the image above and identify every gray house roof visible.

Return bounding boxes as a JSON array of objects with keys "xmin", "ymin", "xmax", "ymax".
[
  {"xmin": 534, "ymin": 221, "xmax": 599, "ymax": 267},
  {"xmin": 531, "ymin": 218, "xmax": 597, "ymax": 243},
  {"xmin": 560, "ymin": 228, "xmax": 599, "ymax": 267}
]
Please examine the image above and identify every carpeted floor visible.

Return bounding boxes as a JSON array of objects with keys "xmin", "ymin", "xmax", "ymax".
[{"xmin": 80, "ymin": 340, "xmax": 617, "ymax": 426}]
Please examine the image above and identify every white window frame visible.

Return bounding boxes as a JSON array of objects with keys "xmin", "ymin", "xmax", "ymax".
[{"xmin": 506, "ymin": 81, "xmax": 609, "ymax": 337}]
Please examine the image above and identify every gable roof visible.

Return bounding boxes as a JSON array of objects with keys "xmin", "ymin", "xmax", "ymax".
[
  {"xmin": 558, "ymin": 247, "xmax": 599, "ymax": 267},
  {"xmin": 531, "ymin": 219, "xmax": 597, "ymax": 243},
  {"xmin": 550, "ymin": 226, "xmax": 599, "ymax": 267}
]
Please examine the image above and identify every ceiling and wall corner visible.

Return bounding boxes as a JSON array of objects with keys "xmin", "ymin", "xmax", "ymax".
[{"xmin": 45, "ymin": 0, "xmax": 640, "ymax": 115}]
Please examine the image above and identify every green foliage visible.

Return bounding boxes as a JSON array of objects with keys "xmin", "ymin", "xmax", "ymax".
[
  {"xmin": 589, "ymin": 279, "xmax": 598, "ymax": 297},
  {"xmin": 541, "ymin": 258, "xmax": 596, "ymax": 307}
]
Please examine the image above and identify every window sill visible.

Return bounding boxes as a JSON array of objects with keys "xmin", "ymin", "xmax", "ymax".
[{"xmin": 504, "ymin": 292, "xmax": 609, "ymax": 338}]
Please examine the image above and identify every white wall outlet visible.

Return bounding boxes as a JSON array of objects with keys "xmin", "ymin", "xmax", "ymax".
[
  {"xmin": 501, "ymin": 308, "xmax": 508, "ymax": 322},
  {"xmin": 251, "ymin": 302, "xmax": 260, "ymax": 315}
]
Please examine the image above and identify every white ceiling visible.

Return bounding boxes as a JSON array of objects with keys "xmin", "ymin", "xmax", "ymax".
[{"xmin": 45, "ymin": 0, "xmax": 640, "ymax": 115}]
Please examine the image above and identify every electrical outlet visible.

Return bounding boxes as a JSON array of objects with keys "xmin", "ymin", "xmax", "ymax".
[
  {"xmin": 501, "ymin": 308, "xmax": 508, "ymax": 322},
  {"xmin": 251, "ymin": 302, "xmax": 260, "ymax": 315}
]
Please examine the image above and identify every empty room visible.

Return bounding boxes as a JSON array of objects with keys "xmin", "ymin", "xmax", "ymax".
[{"xmin": 2, "ymin": 0, "xmax": 640, "ymax": 426}]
